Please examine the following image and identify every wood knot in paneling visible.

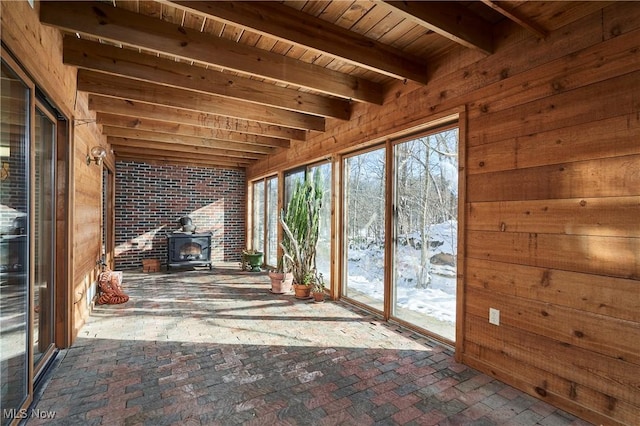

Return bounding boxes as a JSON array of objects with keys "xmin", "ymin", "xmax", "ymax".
[
  {"xmin": 540, "ymin": 270, "xmax": 551, "ymax": 287},
  {"xmin": 569, "ymin": 382, "xmax": 577, "ymax": 399},
  {"xmin": 535, "ymin": 386, "xmax": 547, "ymax": 397}
]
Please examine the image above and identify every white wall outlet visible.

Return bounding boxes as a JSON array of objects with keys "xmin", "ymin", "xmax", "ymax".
[{"xmin": 489, "ymin": 308, "xmax": 500, "ymax": 326}]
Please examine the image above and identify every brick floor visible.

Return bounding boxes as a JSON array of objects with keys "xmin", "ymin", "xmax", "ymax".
[{"xmin": 28, "ymin": 265, "xmax": 594, "ymax": 425}]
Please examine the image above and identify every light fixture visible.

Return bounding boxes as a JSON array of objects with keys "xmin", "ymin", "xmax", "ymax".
[{"xmin": 86, "ymin": 146, "xmax": 107, "ymax": 166}]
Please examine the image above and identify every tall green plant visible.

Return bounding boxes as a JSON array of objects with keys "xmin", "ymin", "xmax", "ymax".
[{"xmin": 280, "ymin": 170, "xmax": 323, "ymax": 285}]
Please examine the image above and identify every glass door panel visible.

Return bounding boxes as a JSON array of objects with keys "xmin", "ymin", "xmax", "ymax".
[
  {"xmin": 283, "ymin": 169, "xmax": 304, "ymax": 210},
  {"xmin": 309, "ymin": 162, "xmax": 332, "ymax": 287},
  {"xmin": 0, "ymin": 60, "xmax": 31, "ymax": 419},
  {"xmin": 343, "ymin": 148, "xmax": 386, "ymax": 312},
  {"xmin": 392, "ymin": 129, "xmax": 458, "ymax": 342},
  {"xmin": 251, "ymin": 180, "xmax": 264, "ymax": 252},
  {"xmin": 265, "ymin": 177, "xmax": 278, "ymax": 267},
  {"xmin": 33, "ymin": 107, "xmax": 56, "ymax": 369}
]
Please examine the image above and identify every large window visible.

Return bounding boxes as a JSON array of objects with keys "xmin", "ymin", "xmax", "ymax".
[
  {"xmin": 308, "ymin": 162, "xmax": 332, "ymax": 287},
  {"xmin": 343, "ymin": 147, "xmax": 386, "ymax": 312},
  {"xmin": 341, "ymin": 122, "xmax": 459, "ymax": 343},
  {"xmin": 251, "ymin": 180, "xmax": 265, "ymax": 252},
  {"xmin": 251, "ymin": 163, "xmax": 332, "ymax": 279},
  {"xmin": 283, "ymin": 164, "xmax": 332, "ymax": 286},
  {"xmin": 392, "ymin": 128, "xmax": 458, "ymax": 341},
  {"xmin": 249, "ymin": 120, "xmax": 458, "ymax": 343},
  {"xmin": 250, "ymin": 176, "xmax": 278, "ymax": 268},
  {"xmin": 283, "ymin": 169, "xmax": 305, "ymax": 209},
  {"xmin": 265, "ymin": 177, "xmax": 278, "ymax": 266}
]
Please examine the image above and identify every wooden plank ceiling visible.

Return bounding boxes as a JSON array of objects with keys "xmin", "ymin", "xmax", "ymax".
[{"xmin": 38, "ymin": 0, "xmax": 549, "ymax": 168}]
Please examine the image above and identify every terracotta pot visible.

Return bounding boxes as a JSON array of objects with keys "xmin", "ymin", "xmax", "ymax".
[
  {"xmin": 269, "ymin": 271, "xmax": 293, "ymax": 294},
  {"xmin": 312, "ymin": 291, "xmax": 324, "ymax": 303},
  {"xmin": 293, "ymin": 283, "xmax": 311, "ymax": 299}
]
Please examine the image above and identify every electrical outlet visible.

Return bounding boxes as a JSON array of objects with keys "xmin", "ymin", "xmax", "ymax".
[{"xmin": 489, "ymin": 308, "xmax": 500, "ymax": 326}]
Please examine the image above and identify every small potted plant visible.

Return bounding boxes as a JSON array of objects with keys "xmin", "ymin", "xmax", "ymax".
[
  {"xmin": 242, "ymin": 249, "xmax": 263, "ymax": 272},
  {"xmin": 293, "ymin": 271, "xmax": 314, "ymax": 299},
  {"xmin": 311, "ymin": 273, "xmax": 325, "ymax": 303},
  {"xmin": 268, "ymin": 256, "xmax": 293, "ymax": 293}
]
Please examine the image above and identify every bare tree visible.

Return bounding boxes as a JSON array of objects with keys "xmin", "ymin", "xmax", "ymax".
[{"xmin": 396, "ymin": 130, "xmax": 458, "ymax": 289}]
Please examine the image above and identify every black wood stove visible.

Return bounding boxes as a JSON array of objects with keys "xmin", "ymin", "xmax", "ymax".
[{"xmin": 166, "ymin": 232, "xmax": 212, "ymax": 270}]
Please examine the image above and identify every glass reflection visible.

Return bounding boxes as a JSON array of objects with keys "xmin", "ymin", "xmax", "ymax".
[{"xmin": 0, "ymin": 61, "xmax": 30, "ymax": 419}]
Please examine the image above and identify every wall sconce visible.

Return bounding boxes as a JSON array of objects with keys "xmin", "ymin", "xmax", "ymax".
[{"xmin": 86, "ymin": 146, "xmax": 107, "ymax": 166}]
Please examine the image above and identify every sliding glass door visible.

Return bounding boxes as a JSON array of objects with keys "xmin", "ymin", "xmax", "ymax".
[
  {"xmin": 392, "ymin": 129, "xmax": 458, "ymax": 341},
  {"xmin": 1, "ymin": 51, "xmax": 64, "ymax": 423},
  {"xmin": 33, "ymin": 106, "xmax": 56, "ymax": 369},
  {"xmin": 0, "ymin": 58, "xmax": 31, "ymax": 418},
  {"xmin": 340, "ymin": 123, "xmax": 458, "ymax": 342},
  {"xmin": 342, "ymin": 147, "xmax": 386, "ymax": 312}
]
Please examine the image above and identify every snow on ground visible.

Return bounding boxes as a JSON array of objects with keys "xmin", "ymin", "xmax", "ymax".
[{"xmin": 346, "ymin": 221, "xmax": 457, "ymax": 325}]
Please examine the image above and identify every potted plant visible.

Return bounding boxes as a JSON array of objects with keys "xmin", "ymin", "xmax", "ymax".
[
  {"xmin": 311, "ymin": 273, "xmax": 325, "ymax": 303},
  {"xmin": 293, "ymin": 271, "xmax": 315, "ymax": 299},
  {"xmin": 280, "ymin": 171, "xmax": 323, "ymax": 299},
  {"xmin": 242, "ymin": 249, "xmax": 263, "ymax": 272},
  {"xmin": 268, "ymin": 256, "xmax": 293, "ymax": 293}
]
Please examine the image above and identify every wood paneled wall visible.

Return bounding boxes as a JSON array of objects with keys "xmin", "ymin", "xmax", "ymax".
[
  {"xmin": 1, "ymin": 1, "xmax": 109, "ymax": 345},
  {"xmin": 247, "ymin": 3, "xmax": 640, "ymax": 425}
]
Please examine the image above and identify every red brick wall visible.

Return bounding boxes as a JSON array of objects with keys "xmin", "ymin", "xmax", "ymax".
[{"xmin": 114, "ymin": 161, "xmax": 246, "ymax": 269}]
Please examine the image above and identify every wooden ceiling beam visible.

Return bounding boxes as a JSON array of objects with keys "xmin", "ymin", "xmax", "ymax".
[
  {"xmin": 108, "ymin": 137, "xmax": 263, "ymax": 160},
  {"xmin": 112, "ymin": 146, "xmax": 250, "ymax": 167},
  {"xmin": 77, "ymin": 69, "xmax": 325, "ymax": 131},
  {"xmin": 40, "ymin": 1, "xmax": 384, "ymax": 104},
  {"xmin": 102, "ymin": 126, "xmax": 275, "ymax": 155},
  {"xmin": 169, "ymin": 1, "xmax": 429, "ymax": 84},
  {"xmin": 480, "ymin": 0, "xmax": 548, "ymax": 39},
  {"xmin": 63, "ymin": 37, "xmax": 351, "ymax": 119},
  {"xmin": 89, "ymin": 95, "xmax": 307, "ymax": 141},
  {"xmin": 383, "ymin": 1, "xmax": 494, "ymax": 54},
  {"xmin": 115, "ymin": 154, "xmax": 247, "ymax": 169},
  {"xmin": 113, "ymin": 152, "xmax": 251, "ymax": 166},
  {"xmin": 96, "ymin": 113, "xmax": 290, "ymax": 149}
]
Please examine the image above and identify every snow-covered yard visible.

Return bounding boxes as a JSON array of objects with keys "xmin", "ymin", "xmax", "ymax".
[{"xmin": 344, "ymin": 221, "xmax": 457, "ymax": 338}]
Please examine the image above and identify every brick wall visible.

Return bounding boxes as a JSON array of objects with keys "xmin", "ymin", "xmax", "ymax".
[{"xmin": 114, "ymin": 161, "xmax": 246, "ymax": 269}]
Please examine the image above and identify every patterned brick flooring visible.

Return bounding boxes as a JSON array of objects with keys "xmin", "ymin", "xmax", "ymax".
[{"xmin": 28, "ymin": 265, "xmax": 593, "ymax": 425}]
